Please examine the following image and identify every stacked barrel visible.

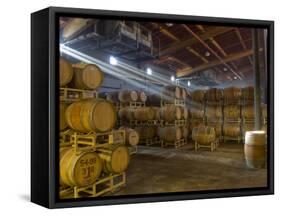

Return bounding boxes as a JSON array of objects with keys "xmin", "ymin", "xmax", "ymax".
[
  {"xmin": 189, "ymin": 89, "xmax": 206, "ymax": 137},
  {"xmin": 205, "ymin": 88, "xmax": 223, "ymax": 140},
  {"xmin": 59, "ymin": 58, "xmax": 130, "ymax": 197},
  {"xmin": 222, "ymin": 87, "xmax": 242, "ymax": 143}
]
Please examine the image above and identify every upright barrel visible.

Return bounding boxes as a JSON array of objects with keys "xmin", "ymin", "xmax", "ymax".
[
  {"xmin": 65, "ymin": 99, "xmax": 117, "ymax": 133},
  {"xmin": 72, "ymin": 63, "xmax": 103, "ymax": 90},
  {"xmin": 244, "ymin": 131, "xmax": 266, "ymax": 169},
  {"xmin": 97, "ymin": 145, "xmax": 130, "ymax": 174},
  {"xmin": 60, "ymin": 58, "xmax": 73, "ymax": 86},
  {"xmin": 60, "ymin": 148, "xmax": 102, "ymax": 187}
]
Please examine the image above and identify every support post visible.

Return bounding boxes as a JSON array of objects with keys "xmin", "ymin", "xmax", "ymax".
[{"xmin": 252, "ymin": 29, "xmax": 262, "ymax": 130}]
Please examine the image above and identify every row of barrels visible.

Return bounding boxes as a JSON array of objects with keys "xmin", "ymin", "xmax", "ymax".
[
  {"xmin": 133, "ymin": 126, "xmax": 188, "ymax": 142},
  {"xmin": 106, "ymin": 90, "xmax": 147, "ymax": 103},
  {"xmin": 60, "ymin": 144, "xmax": 130, "ymax": 187},
  {"xmin": 60, "ymin": 58, "xmax": 104, "ymax": 90},
  {"xmin": 191, "ymin": 86, "xmax": 256, "ymax": 103},
  {"xmin": 118, "ymin": 105, "xmax": 188, "ymax": 122}
]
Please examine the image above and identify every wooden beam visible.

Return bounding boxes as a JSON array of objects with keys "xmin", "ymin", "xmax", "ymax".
[
  {"xmin": 186, "ymin": 47, "xmax": 209, "ymax": 63},
  {"xmin": 160, "ymin": 27, "xmax": 234, "ymax": 56},
  {"xmin": 177, "ymin": 49, "xmax": 254, "ymax": 77},
  {"xmin": 235, "ymin": 28, "xmax": 253, "ymax": 65}
]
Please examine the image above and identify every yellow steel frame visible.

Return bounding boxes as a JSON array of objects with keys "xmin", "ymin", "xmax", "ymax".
[{"xmin": 194, "ymin": 139, "xmax": 219, "ymax": 152}]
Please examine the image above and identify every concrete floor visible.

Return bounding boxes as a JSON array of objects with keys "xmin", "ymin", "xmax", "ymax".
[{"xmin": 113, "ymin": 142, "xmax": 267, "ymax": 196}]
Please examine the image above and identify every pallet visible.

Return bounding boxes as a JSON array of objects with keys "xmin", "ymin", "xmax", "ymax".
[
  {"xmin": 163, "ymin": 119, "xmax": 188, "ymax": 126},
  {"xmin": 60, "ymin": 172, "xmax": 126, "ymax": 199},
  {"xmin": 60, "ymin": 129, "xmax": 73, "ymax": 147},
  {"xmin": 69, "ymin": 129, "xmax": 126, "ymax": 153},
  {"xmin": 128, "ymin": 145, "xmax": 138, "ymax": 155},
  {"xmin": 118, "ymin": 101, "xmax": 145, "ymax": 109},
  {"xmin": 161, "ymin": 99, "xmax": 185, "ymax": 107},
  {"xmin": 223, "ymin": 135, "xmax": 242, "ymax": 144},
  {"xmin": 194, "ymin": 139, "xmax": 219, "ymax": 151},
  {"xmin": 162, "ymin": 138, "xmax": 186, "ymax": 149},
  {"xmin": 129, "ymin": 119, "xmax": 163, "ymax": 126},
  {"xmin": 140, "ymin": 137, "xmax": 163, "ymax": 146},
  {"xmin": 60, "ymin": 87, "xmax": 98, "ymax": 102}
]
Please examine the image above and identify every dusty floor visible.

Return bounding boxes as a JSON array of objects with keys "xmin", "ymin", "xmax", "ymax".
[{"xmin": 113, "ymin": 142, "xmax": 267, "ymax": 196}]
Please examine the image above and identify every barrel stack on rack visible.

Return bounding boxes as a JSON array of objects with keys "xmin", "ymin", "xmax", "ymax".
[
  {"xmin": 205, "ymin": 88, "xmax": 223, "ymax": 141},
  {"xmin": 189, "ymin": 89, "xmax": 206, "ymax": 138},
  {"xmin": 59, "ymin": 57, "xmax": 130, "ymax": 199},
  {"xmin": 223, "ymin": 87, "xmax": 242, "ymax": 144}
]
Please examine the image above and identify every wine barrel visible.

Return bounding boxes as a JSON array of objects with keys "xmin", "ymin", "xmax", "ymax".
[
  {"xmin": 157, "ymin": 126, "xmax": 182, "ymax": 142},
  {"xmin": 242, "ymin": 86, "xmax": 254, "ymax": 101},
  {"xmin": 223, "ymin": 123, "xmax": 241, "ymax": 137},
  {"xmin": 118, "ymin": 90, "xmax": 138, "ymax": 103},
  {"xmin": 192, "ymin": 126, "xmax": 216, "ymax": 144},
  {"xmin": 241, "ymin": 123, "xmax": 255, "ymax": 136},
  {"xmin": 97, "ymin": 145, "xmax": 130, "ymax": 174},
  {"xmin": 60, "ymin": 148, "xmax": 102, "ymax": 187},
  {"xmin": 191, "ymin": 90, "xmax": 205, "ymax": 102},
  {"xmin": 146, "ymin": 94, "xmax": 162, "ymax": 106},
  {"xmin": 160, "ymin": 105, "xmax": 181, "ymax": 122},
  {"xmin": 224, "ymin": 105, "xmax": 241, "ymax": 119},
  {"xmin": 241, "ymin": 105, "xmax": 254, "ymax": 118},
  {"xmin": 190, "ymin": 121, "xmax": 204, "ymax": 133},
  {"xmin": 152, "ymin": 107, "xmax": 161, "ymax": 120},
  {"xmin": 181, "ymin": 87, "xmax": 187, "ymax": 100},
  {"xmin": 245, "ymin": 131, "xmax": 266, "ymax": 168},
  {"xmin": 60, "ymin": 103, "xmax": 68, "ymax": 131},
  {"xmin": 205, "ymin": 106, "xmax": 223, "ymax": 119},
  {"xmin": 72, "ymin": 63, "xmax": 103, "ymax": 90},
  {"xmin": 135, "ymin": 127, "xmax": 156, "ymax": 139},
  {"xmin": 162, "ymin": 85, "xmax": 181, "ymax": 99},
  {"xmin": 189, "ymin": 108, "xmax": 204, "ymax": 119},
  {"xmin": 65, "ymin": 99, "xmax": 117, "ymax": 133},
  {"xmin": 205, "ymin": 88, "xmax": 222, "ymax": 101},
  {"xmin": 180, "ymin": 106, "xmax": 189, "ymax": 120},
  {"xmin": 118, "ymin": 107, "xmax": 135, "ymax": 121},
  {"xmin": 181, "ymin": 127, "xmax": 189, "ymax": 139},
  {"xmin": 119, "ymin": 127, "xmax": 139, "ymax": 146},
  {"xmin": 223, "ymin": 87, "xmax": 241, "ymax": 102},
  {"xmin": 134, "ymin": 107, "xmax": 155, "ymax": 121},
  {"xmin": 60, "ymin": 58, "xmax": 73, "ymax": 87},
  {"xmin": 138, "ymin": 91, "xmax": 147, "ymax": 102},
  {"xmin": 106, "ymin": 92, "xmax": 119, "ymax": 103},
  {"xmin": 207, "ymin": 122, "xmax": 222, "ymax": 137}
]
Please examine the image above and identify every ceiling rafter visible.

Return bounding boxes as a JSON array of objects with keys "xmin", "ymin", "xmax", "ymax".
[{"xmin": 235, "ymin": 28, "xmax": 253, "ymax": 65}]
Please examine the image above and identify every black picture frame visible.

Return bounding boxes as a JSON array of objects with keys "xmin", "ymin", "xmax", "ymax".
[{"xmin": 31, "ymin": 6, "xmax": 274, "ymax": 209}]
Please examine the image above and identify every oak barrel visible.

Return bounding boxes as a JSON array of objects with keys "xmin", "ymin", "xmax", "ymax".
[
  {"xmin": 205, "ymin": 88, "xmax": 222, "ymax": 101},
  {"xmin": 134, "ymin": 107, "xmax": 155, "ymax": 121},
  {"xmin": 65, "ymin": 99, "xmax": 117, "ymax": 133},
  {"xmin": 205, "ymin": 106, "xmax": 223, "ymax": 119},
  {"xmin": 72, "ymin": 63, "xmax": 103, "ymax": 90},
  {"xmin": 207, "ymin": 122, "xmax": 222, "ymax": 137},
  {"xmin": 244, "ymin": 131, "xmax": 266, "ymax": 169},
  {"xmin": 97, "ymin": 145, "xmax": 130, "ymax": 174},
  {"xmin": 152, "ymin": 107, "xmax": 161, "ymax": 120},
  {"xmin": 157, "ymin": 126, "xmax": 182, "ymax": 142},
  {"xmin": 223, "ymin": 123, "xmax": 241, "ymax": 137},
  {"xmin": 192, "ymin": 126, "xmax": 216, "ymax": 144},
  {"xmin": 191, "ymin": 90, "xmax": 205, "ymax": 102},
  {"xmin": 118, "ymin": 90, "xmax": 138, "ymax": 103},
  {"xmin": 134, "ymin": 126, "xmax": 156, "ymax": 139},
  {"xmin": 242, "ymin": 86, "xmax": 254, "ymax": 101},
  {"xmin": 241, "ymin": 105, "xmax": 254, "ymax": 118},
  {"xmin": 60, "ymin": 148, "xmax": 102, "ymax": 187},
  {"xmin": 162, "ymin": 85, "xmax": 181, "ymax": 100},
  {"xmin": 60, "ymin": 58, "xmax": 73, "ymax": 86},
  {"xmin": 119, "ymin": 127, "xmax": 140, "ymax": 146},
  {"xmin": 180, "ymin": 106, "xmax": 189, "ymax": 120},
  {"xmin": 181, "ymin": 87, "xmax": 187, "ymax": 100},
  {"xmin": 181, "ymin": 126, "xmax": 189, "ymax": 139},
  {"xmin": 160, "ymin": 105, "xmax": 182, "ymax": 122},
  {"xmin": 223, "ymin": 87, "xmax": 241, "ymax": 102},
  {"xmin": 224, "ymin": 105, "xmax": 241, "ymax": 119},
  {"xmin": 189, "ymin": 108, "xmax": 204, "ymax": 119},
  {"xmin": 118, "ymin": 107, "xmax": 135, "ymax": 121},
  {"xmin": 138, "ymin": 91, "xmax": 147, "ymax": 102},
  {"xmin": 60, "ymin": 103, "xmax": 68, "ymax": 131}
]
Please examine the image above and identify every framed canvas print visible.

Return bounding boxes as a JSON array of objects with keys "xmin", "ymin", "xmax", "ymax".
[{"xmin": 31, "ymin": 7, "xmax": 274, "ymax": 208}]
